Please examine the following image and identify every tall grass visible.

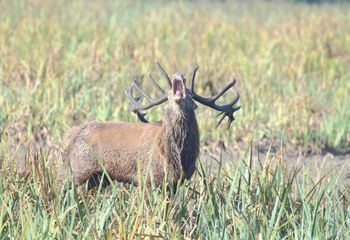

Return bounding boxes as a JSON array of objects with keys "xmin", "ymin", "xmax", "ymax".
[{"xmin": 0, "ymin": 146, "xmax": 349, "ymax": 239}]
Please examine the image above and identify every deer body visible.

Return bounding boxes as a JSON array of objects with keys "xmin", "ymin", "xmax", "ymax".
[{"xmin": 59, "ymin": 96, "xmax": 199, "ymax": 187}]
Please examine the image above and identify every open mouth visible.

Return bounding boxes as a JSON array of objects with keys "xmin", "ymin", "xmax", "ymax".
[
  {"xmin": 173, "ymin": 78, "xmax": 184, "ymax": 98},
  {"xmin": 172, "ymin": 76, "xmax": 186, "ymax": 101}
]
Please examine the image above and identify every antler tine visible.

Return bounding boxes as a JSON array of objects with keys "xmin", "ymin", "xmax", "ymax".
[
  {"xmin": 211, "ymin": 79, "xmax": 236, "ymax": 101},
  {"xmin": 125, "ymin": 84, "xmax": 141, "ymax": 110},
  {"xmin": 131, "ymin": 80, "xmax": 154, "ymax": 102},
  {"xmin": 125, "ymin": 73, "xmax": 169, "ymax": 123},
  {"xmin": 215, "ymin": 111, "xmax": 238, "ymax": 129},
  {"xmin": 149, "ymin": 73, "xmax": 166, "ymax": 94},
  {"xmin": 126, "ymin": 82, "xmax": 167, "ymax": 112},
  {"xmin": 135, "ymin": 111, "xmax": 148, "ymax": 123},
  {"xmin": 155, "ymin": 60, "xmax": 172, "ymax": 87},
  {"xmin": 190, "ymin": 73, "xmax": 241, "ymax": 128},
  {"xmin": 215, "ymin": 112, "xmax": 227, "ymax": 128},
  {"xmin": 125, "ymin": 90, "xmax": 148, "ymax": 123},
  {"xmin": 190, "ymin": 65, "xmax": 199, "ymax": 92},
  {"xmin": 228, "ymin": 89, "xmax": 240, "ymax": 106}
]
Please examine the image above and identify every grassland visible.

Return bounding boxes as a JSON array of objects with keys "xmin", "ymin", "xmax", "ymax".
[{"xmin": 0, "ymin": 0, "xmax": 350, "ymax": 239}]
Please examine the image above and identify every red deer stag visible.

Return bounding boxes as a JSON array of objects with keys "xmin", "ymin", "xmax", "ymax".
[{"xmin": 58, "ymin": 62, "xmax": 240, "ymax": 188}]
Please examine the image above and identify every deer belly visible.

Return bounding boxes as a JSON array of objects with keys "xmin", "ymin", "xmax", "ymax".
[{"xmin": 94, "ymin": 147, "xmax": 164, "ymax": 185}]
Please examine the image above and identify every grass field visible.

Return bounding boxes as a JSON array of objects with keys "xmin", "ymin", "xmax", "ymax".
[{"xmin": 0, "ymin": 0, "xmax": 350, "ymax": 239}]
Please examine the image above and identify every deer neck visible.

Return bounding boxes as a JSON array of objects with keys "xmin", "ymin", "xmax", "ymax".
[{"xmin": 160, "ymin": 102, "xmax": 199, "ymax": 178}]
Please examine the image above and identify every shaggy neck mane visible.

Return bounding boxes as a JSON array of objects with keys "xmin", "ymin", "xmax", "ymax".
[{"xmin": 160, "ymin": 103, "xmax": 199, "ymax": 180}]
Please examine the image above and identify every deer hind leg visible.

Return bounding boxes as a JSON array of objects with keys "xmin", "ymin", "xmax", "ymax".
[
  {"xmin": 58, "ymin": 149, "xmax": 101, "ymax": 188},
  {"xmin": 58, "ymin": 163, "xmax": 101, "ymax": 189}
]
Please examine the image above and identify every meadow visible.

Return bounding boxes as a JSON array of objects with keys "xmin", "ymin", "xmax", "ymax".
[{"xmin": 0, "ymin": 0, "xmax": 349, "ymax": 239}]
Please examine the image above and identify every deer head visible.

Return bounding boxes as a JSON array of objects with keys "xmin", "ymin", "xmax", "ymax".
[{"xmin": 125, "ymin": 61, "xmax": 241, "ymax": 128}]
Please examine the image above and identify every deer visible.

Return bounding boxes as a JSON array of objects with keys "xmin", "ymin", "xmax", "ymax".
[{"xmin": 57, "ymin": 62, "xmax": 240, "ymax": 189}]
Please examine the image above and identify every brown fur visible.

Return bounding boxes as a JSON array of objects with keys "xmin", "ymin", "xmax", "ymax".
[{"xmin": 58, "ymin": 90, "xmax": 199, "ymax": 188}]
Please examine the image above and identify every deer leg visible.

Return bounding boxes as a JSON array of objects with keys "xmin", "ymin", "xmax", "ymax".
[
  {"xmin": 58, "ymin": 151, "xmax": 101, "ymax": 188},
  {"xmin": 87, "ymin": 172, "xmax": 111, "ymax": 190},
  {"xmin": 69, "ymin": 158, "xmax": 101, "ymax": 186}
]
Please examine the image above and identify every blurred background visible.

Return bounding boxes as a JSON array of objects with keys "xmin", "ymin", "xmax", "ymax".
[{"xmin": 0, "ymin": 0, "xmax": 349, "ymax": 155}]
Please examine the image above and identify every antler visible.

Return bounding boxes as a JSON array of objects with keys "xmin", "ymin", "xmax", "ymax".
[
  {"xmin": 125, "ymin": 61, "xmax": 171, "ymax": 122},
  {"xmin": 155, "ymin": 60, "xmax": 172, "ymax": 88},
  {"xmin": 189, "ymin": 66, "xmax": 241, "ymax": 128}
]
